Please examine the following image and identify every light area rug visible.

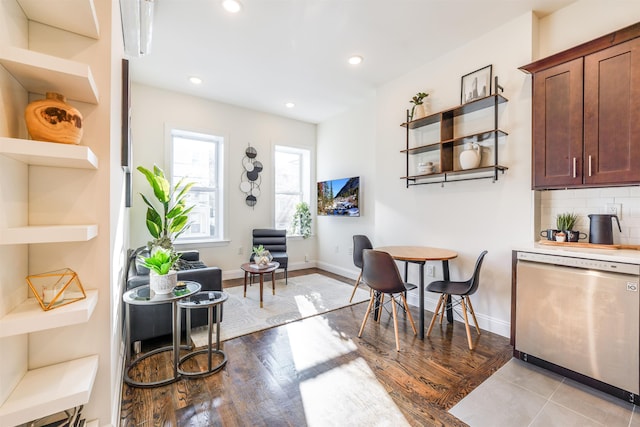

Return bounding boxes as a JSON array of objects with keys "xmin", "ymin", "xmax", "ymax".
[{"xmin": 190, "ymin": 273, "xmax": 370, "ymax": 346}]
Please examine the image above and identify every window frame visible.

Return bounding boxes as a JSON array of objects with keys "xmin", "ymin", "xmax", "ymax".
[
  {"xmin": 273, "ymin": 144, "xmax": 312, "ymax": 236},
  {"xmin": 165, "ymin": 125, "xmax": 229, "ymax": 246}
]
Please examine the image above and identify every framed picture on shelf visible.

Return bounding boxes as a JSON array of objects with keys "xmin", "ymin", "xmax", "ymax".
[{"xmin": 460, "ymin": 65, "xmax": 492, "ymax": 104}]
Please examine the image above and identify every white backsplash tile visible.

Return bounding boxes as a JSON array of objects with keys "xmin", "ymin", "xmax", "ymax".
[{"xmin": 538, "ymin": 187, "xmax": 640, "ymax": 245}]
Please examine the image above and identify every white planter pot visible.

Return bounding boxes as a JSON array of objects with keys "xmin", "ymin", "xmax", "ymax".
[{"xmin": 150, "ymin": 270, "xmax": 178, "ymax": 294}]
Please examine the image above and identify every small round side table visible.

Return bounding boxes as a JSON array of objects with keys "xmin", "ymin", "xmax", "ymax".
[
  {"xmin": 178, "ymin": 290, "xmax": 229, "ymax": 377},
  {"xmin": 241, "ymin": 261, "xmax": 279, "ymax": 308}
]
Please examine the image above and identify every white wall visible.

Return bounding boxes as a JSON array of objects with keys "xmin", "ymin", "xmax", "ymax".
[
  {"xmin": 130, "ymin": 84, "xmax": 317, "ymax": 277},
  {"xmin": 319, "ymin": 13, "xmax": 537, "ymax": 337},
  {"xmin": 315, "ymin": 94, "xmax": 377, "ymax": 277}
]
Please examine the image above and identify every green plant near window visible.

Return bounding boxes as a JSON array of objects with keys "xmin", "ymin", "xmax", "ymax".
[
  {"xmin": 556, "ymin": 212, "xmax": 578, "ymax": 231},
  {"xmin": 291, "ymin": 201, "xmax": 312, "ymax": 239},
  {"xmin": 137, "ymin": 165, "xmax": 195, "ymax": 250},
  {"xmin": 138, "ymin": 247, "xmax": 181, "ymax": 275}
]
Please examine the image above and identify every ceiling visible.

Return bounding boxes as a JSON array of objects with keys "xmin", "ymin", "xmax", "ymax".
[{"xmin": 128, "ymin": 0, "xmax": 576, "ymax": 124}]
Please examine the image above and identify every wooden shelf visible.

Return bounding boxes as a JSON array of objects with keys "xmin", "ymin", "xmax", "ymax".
[
  {"xmin": 0, "ymin": 355, "xmax": 99, "ymax": 427},
  {"xmin": 401, "ymin": 94, "xmax": 508, "ymax": 129},
  {"xmin": 17, "ymin": 0, "xmax": 99, "ymax": 39},
  {"xmin": 0, "ymin": 137, "xmax": 98, "ymax": 169},
  {"xmin": 403, "ymin": 165, "xmax": 508, "ymax": 185},
  {"xmin": 1, "ymin": 225, "xmax": 98, "ymax": 245},
  {"xmin": 0, "ymin": 290, "xmax": 98, "ymax": 338},
  {"xmin": 0, "ymin": 46, "xmax": 98, "ymax": 104}
]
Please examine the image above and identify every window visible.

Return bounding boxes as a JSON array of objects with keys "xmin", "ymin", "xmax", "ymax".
[
  {"xmin": 274, "ymin": 145, "xmax": 311, "ymax": 233},
  {"xmin": 170, "ymin": 128, "xmax": 224, "ymax": 242}
]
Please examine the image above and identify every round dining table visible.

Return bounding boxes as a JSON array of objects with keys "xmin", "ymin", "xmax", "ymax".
[{"xmin": 376, "ymin": 246, "xmax": 458, "ymax": 339}]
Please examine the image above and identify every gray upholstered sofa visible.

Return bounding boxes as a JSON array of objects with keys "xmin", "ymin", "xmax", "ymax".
[{"xmin": 126, "ymin": 248, "xmax": 222, "ymax": 344}]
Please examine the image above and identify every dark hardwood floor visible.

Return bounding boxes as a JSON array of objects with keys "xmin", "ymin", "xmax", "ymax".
[{"xmin": 120, "ymin": 268, "xmax": 512, "ymax": 426}]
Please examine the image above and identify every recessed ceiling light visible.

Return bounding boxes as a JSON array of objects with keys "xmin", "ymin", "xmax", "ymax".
[
  {"xmin": 285, "ymin": 102, "xmax": 295, "ymax": 109},
  {"xmin": 189, "ymin": 76, "xmax": 202, "ymax": 85},
  {"xmin": 348, "ymin": 55, "xmax": 363, "ymax": 65},
  {"xmin": 222, "ymin": 0, "xmax": 242, "ymax": 13}
]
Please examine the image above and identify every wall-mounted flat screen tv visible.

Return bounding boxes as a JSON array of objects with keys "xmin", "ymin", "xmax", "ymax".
[{"xmin": 317, "ymin": 176, "xmax": 360, "ymax": 216}]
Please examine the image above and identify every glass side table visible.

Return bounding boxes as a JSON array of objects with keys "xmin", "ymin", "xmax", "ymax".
[
  {"xmin": 123, "ymin": 280, "xmax": 201, "ymax": 388},
  {"xmin": 178, "ymin": 290, "xmax": 229, "ymax": 377}
]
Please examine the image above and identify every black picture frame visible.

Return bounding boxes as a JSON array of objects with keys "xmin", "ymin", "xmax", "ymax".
[
  {"xmin": 460, "ymin": 65, "xmax": 492, "ymax": 104},
  {"xmin": 121, "ymin": 58, "xmax": 132, "ymax": 172}
]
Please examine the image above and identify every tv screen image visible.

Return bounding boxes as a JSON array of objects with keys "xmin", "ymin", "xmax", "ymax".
[{"xmin": 317, "ymin": 176, "xmax": 360, "ymax": 216}]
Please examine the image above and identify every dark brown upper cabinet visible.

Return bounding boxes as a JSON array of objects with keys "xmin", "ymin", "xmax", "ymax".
[{"xmin": 521, "ymin": 22, "xmax": 640, "ymax": 190}]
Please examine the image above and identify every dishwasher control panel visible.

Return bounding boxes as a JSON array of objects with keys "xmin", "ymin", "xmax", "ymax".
[{"xmin": 517, "ymin": 251, "xmax": 640, "ymax": 275}]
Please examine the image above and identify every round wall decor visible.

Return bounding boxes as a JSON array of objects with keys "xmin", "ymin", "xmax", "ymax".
[{"xmin": 240, "ymin": 144, "xmax": 263, "ymax": 207}]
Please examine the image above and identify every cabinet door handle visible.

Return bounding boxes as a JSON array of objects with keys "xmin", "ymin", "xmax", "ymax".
[
  {"xmin": 588, "ymin": 155, "xmax": 592, "ymax": 177},
  {"xmin": 573, "ymin": 157, "xmax": 576, "ymax": 178}
]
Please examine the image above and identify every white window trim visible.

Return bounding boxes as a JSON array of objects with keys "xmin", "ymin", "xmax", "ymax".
[
  {"xmin": 272, "ymin": 142, "xmax": 315, "ymax": 236},
  {"xmin": 164, "ymin": 123, "xmax": 230, "ymax": 244}
]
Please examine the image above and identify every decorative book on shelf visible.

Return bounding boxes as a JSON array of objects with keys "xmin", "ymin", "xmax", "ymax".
[{"xmin": 27, "ymin": 268, "xmax": 86, "ymax": 311}]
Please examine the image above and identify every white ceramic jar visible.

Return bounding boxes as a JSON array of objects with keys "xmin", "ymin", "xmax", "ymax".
[{"xmin": 459, "ymin": 142, "xmax": 481, "ymax": 170}]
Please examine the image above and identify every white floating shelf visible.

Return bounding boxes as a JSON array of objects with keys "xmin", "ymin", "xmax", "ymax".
[
  {"xmin": 1, "ymin": 225, "xmax": 98, "ymax": 245},
  {"xmin": 0, "ymin": 137, "xmax": 98, "ymax": 169},
  {"xmin": 17, "ymin": 0, "xmax": 100, "ymax": 39},
  {"xmin": 0, "ymin": 355, "xmax": 99, "ymax": 427},
  {"xmin": 0, "ymin": 46, "xmax": 98, "ymax": 104},
  {"xmin": 0, "ymin": 290, "xmax": 98, "ymax": 337}
]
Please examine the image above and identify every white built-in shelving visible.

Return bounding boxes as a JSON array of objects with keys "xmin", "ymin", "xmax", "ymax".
[
  {"xmin": 0, "ymin": 290, "xmax": 98, "ymax": 337},
  {"xmin": 0, "ymin": 137, "xmax": 99, "ymax": 245},
  {"xmin": 16, "ymin": 0, "xmax": 100, "ymax": 39},
  {"xmin": 0, "ymin": 137, "xmax": 98, "ymax": 169},
  {"xmin": 0, "ymin": 355, "xmax": 99, "ymax": 427},
  {"xmin": 0, "ymin": 2, "xmax": 103, "ymax": 424},
  {"xmin": 0, "ymin": 45, "xmax": 99, "ymax": 104}
]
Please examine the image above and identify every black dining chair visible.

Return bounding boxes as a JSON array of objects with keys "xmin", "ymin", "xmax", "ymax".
[
  {"xmin": 358, "ymin": 249, "xmax": 417, "ymax": 351},
  {"xmin": 426, "ymin": 250, "xmax": 488, "ymax": 350},
  {"xmin": 349, "ymin": 235, "xmax": 373, "ymax": 302}
]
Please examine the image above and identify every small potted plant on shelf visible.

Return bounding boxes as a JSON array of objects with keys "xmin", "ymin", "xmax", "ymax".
[
  {"xmin": 138, "ymin": 247, "xmax": 181, "ymax": 294},
  {"xmin": 555, "ymin": 212, "xmax": 578, "ymax": 242},
  {"xmin": 252, "ymin": 245, "xmax": 273, "ymax": 267},
  {"xmin": 409, "ymin": 91, "xmax": 429, "ymax": 121}
]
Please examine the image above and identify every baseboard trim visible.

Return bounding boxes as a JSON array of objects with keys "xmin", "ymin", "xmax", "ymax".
[{"xmin": 222, "ymin": 262, "xmax": 510, "ymax": 338}]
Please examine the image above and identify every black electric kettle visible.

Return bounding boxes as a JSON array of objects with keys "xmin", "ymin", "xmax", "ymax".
[{"xmin": 588, "ymin": 214, "xmax": 621, "ymax": 245}]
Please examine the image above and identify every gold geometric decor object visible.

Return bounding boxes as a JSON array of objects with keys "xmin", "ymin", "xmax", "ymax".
[{"xmin": 26, "ymin": 268, "xmax": 86, "ymax": 311}]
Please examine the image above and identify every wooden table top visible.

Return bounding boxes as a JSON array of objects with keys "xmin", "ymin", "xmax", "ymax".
[
  {"xmin": 240, "ymin": 261, "xmax": 280, "ymax": 273},
  {"xmin": 375, "ymin": 246, "xmax": 458, "ymax": 262}
]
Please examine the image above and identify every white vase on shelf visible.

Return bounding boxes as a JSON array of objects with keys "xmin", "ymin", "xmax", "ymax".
[{"xmin": 459, "ymin": 142, "xmax": 481, "ymax": 170}]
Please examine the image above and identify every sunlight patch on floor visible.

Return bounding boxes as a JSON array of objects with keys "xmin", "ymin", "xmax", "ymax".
[
  {"xmin": 299, "ymin": 357, "xmax": 411, "ymax": 426},
  {"xmin": 286, "ymin": 314, "xmax": 410, "ymax": 426}
]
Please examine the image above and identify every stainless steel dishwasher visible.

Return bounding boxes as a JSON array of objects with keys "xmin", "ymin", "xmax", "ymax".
[{"xmin": 515, "ymin": 251, "xmax": 640, "ymax": 401}]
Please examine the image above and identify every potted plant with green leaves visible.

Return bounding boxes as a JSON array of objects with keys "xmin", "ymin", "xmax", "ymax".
[
  {"xmin": 409, "ymin": 91, "xmax": 429, "ymax": 121},
  {"xmin": 137, "ymin": 165, "xmax": 195, "ymax": 250},
  {"xmin": 291, "ymin": 201, "xmax": 312, "ymax": 239},
  {"xmin": 138, "ymin": 246, "xmax": 181, "ymax": 294},
  {"xmin": 555, "ymin": 212, "xmax": 578, "ymax": 242},
  {"xmin": 252, "ymin": 244, "xmax": 273, "ymax": 267}
]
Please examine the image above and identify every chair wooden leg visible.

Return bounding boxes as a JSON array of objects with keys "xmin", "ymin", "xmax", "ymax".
[
  {"xmin": 400, "ymin": 293, "xmax": 417, "ymax": 335},
  {"xmin": 465, "ymin": 296, "xmax": 481, "ymax": 335},
  {"xmin": 358, "ymin": 294, "xmax": 376, "ymax": 337},
  {"xmin": 427, "ymin": 294, "xmax": 444, "ymax": 337},
  {"xmin": 377, "ymin": 294, "xmax": 385, "ymax": 323},
  {"xmin": 438, "ymin": 294, "xmax": 447, "ymax": 325},
  {"xmin": 460, "ymin": 297, "xmax": 474, "ymax": 350},
  {"xmin": 391, "ymin": 294, "xmax": 400, "ymax": 351},
  {"xmin": 349, "ymin": 271, "xmax": 362, "ymax": 303}
]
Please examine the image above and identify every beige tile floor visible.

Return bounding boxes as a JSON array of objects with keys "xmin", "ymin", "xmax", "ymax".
[{"xmin": 450, "ymin": 358, "xmax": 640, "ymax": 427}]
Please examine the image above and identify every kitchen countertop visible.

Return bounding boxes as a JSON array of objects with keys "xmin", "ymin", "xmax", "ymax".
[{"xmin": 515, "ymin": 242, "xmax": 640, "ymax": 265}]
